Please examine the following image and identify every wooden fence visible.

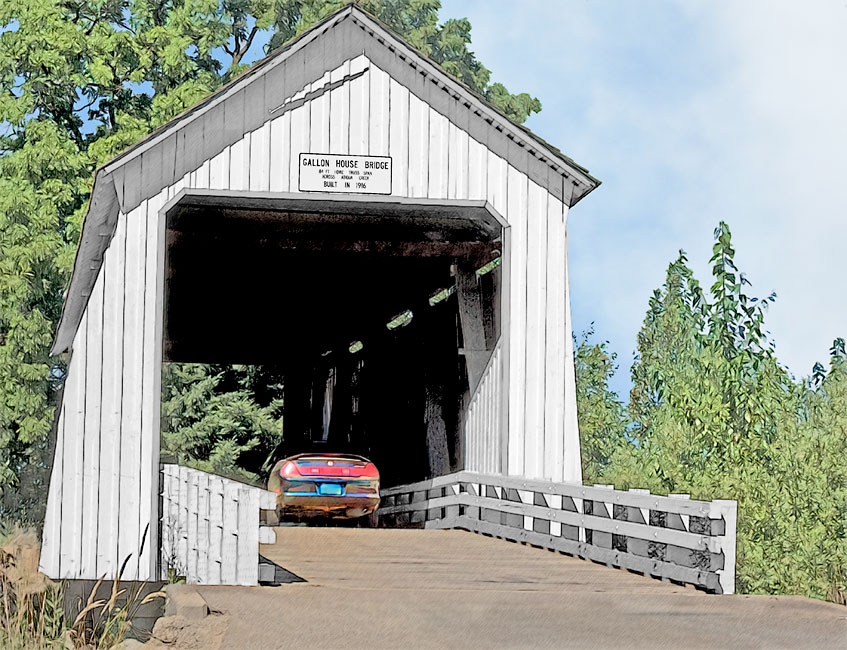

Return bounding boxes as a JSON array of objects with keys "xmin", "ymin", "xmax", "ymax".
[
  {"xmin": 377, "ymin": 471, "xmax": 737, "ymax": 594},
  {"xmin": 159, "ymin": 464, "xmax": 276, "ymax": 585}
]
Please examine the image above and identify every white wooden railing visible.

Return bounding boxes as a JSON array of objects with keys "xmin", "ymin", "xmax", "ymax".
[
  {"xmin": 377, "ymin": 471, "xmax": 737, "ymax": 594},
  {"xmin": 160, "ymin": 464, "xmax": 277, "ymax": 585}
]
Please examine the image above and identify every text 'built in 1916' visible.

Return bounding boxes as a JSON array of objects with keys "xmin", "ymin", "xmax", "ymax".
[{"xmin": 299, "ymin": 153, "xmax": 392, "ymax": 194}]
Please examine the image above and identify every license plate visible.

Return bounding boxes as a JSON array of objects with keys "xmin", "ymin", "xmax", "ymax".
[{"xmin": 319, "ymin": 483, "xmax": 343, "ymax": 496}]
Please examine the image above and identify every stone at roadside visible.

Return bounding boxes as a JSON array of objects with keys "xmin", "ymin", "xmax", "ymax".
[{"xmin": 143, "ymin": 614, "xmax": 228, "ymax": 650}]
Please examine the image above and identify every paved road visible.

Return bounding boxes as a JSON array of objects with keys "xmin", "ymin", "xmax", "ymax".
[{"xmin": 191, "ymin": 527, "xmax": 845, "ymax": 649}]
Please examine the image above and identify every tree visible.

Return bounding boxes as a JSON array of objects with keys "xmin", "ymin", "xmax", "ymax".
[
  {"xmin": 0, "ymin": 0, "xmax": 540, "ymax": 519},
  {"xmin": 601, "ymin": 223, "xmax": 846, "ymax": 603},
  {"xmin": 269, "ymin": 1, "xmax": 541, "ymax": 123},
  {"xmin": 574, "ymin": 327, "xmax": 627, "ymax": 484}
]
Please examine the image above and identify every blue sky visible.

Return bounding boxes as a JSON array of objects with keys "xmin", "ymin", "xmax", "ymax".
[{"xmin": 440, "ymin": 0, "xmax": 847, "ymax": 396}]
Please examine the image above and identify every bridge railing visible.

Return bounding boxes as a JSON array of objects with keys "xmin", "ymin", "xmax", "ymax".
[
  {"xmin": 377, "ymin": 471, "xmax": 737, "ymax": 594},
  {"xmin": 159, "ymin": 464, "xmax": 277, "ymax": 585}
]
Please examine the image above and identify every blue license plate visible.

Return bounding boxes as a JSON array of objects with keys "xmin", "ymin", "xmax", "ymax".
[{"xmin": 319, "ymin": 483, "xmax": 343, "ymax": 496}]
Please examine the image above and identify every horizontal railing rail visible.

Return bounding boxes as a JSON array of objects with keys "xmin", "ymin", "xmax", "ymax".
[
  {"xmin": 160, "ymin": 464, "xmax": 276, "ymax": 585},
  {"xmin": 377, "ymin": 471, "xmax": 737, "ymax": 594}
]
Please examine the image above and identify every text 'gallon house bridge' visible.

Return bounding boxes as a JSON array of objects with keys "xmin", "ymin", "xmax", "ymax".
[{"xmin": 34, "ymin": 9, "xmax": 843, "ymax": 645}]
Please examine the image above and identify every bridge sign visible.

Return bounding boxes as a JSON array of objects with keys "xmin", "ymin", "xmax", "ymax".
[{"xmin": 299, "ymin": 153, "xmax": 392, "ymax": 194}]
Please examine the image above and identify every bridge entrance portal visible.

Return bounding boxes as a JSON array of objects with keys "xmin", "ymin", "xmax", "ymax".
[
  {"xmin": 41, "ymin": 5, "xmax": 596, "ymax": 581},
  {"xmin": 164, "ymin": 192, "xmax": 504, "ymax": 487}
]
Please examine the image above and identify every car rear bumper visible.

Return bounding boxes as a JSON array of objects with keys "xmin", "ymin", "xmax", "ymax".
[{"xmin": 277, "ymin": 493, "xmax": 380, "ymax": 518}]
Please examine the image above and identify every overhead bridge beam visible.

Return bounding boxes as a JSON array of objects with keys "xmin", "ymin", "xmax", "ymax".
[{"xmin": 166, "ymin": 230, "xmax": 500, "ymax": 263}]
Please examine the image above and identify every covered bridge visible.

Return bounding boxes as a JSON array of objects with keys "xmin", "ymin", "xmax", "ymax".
[{"xmin": 40, "ymin": 5, "xmax": 600, "ymax": 581}]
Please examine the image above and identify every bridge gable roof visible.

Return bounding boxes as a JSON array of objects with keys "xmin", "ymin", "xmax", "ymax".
[{"xmin": 54, "ymin": 4, "xmax": 599, "ymax": 354}]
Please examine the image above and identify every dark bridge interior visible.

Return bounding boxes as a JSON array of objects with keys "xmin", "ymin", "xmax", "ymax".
[{"xmin": 163, "ymin": 193, "xmax": 501, "ymax": 487}]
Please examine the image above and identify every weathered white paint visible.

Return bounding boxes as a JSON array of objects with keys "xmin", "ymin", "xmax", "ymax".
[
  {"xmin": 42, "ymin": 29, "xmax": 587, "ymax": 578},
  {"xmin": 379, "ymin": 472, "xmax": 738, "ymax": 594},
  {"xmin": 41, "ymin": 193, "xmax": 168, "ymax": 580},
  {"xmin": 160, "ymin": 465, "xmax": 275, "ymax": 585}
]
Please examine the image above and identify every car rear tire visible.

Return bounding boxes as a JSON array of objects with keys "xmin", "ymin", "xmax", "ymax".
[{"xmin": 362, "ymin": 510, "xmax": 379, "ymax": 528}]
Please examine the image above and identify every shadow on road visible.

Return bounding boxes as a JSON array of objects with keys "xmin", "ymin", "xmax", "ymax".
[{"xmin": 258, "ymin": 554, "xmax": 307, "ymax": 586}]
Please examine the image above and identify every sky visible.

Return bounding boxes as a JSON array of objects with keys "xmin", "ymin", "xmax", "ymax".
[{"xmin": 440, "ymin": 0, "xmax": 847, "ymax": 396}]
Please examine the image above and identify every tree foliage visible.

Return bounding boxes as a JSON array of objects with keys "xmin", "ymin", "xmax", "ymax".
[
  {"xmin": 0, "ymin": 0, "xmax": 540, "ymax": 520},
  {"xmin": 573, "ymin": 327, "xmax": 626, "ymax": 484},
  {"xmin": 577, "ymin": 223, "xmax": 846, "ymax": 603},
  {"xmin": 161, "ymin": 363, "xmax": 285, "ymax": 484}
]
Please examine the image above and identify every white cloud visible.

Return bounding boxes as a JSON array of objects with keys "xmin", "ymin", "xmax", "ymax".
[{"xmin": 442, "ymin": 0, "xmax": 847, "ymax": 383}]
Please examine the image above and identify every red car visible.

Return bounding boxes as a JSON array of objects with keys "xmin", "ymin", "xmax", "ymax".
[{"xmin": 268, "ymin": 453, "xmax": 380, "ymax": 523}]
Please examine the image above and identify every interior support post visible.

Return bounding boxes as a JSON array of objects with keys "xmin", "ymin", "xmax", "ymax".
[
  {"xmin": 455, "ymin": 263, "xmax": 492, "ymax": 394},
  {"xmin": 283, "ymin": 360, "xmax": 312, "ymax": 453}
]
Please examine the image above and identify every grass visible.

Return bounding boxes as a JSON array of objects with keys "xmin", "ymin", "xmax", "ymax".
[{"xmin": 0, "ymin": 525, "xmax": 165, "ymax": 649}]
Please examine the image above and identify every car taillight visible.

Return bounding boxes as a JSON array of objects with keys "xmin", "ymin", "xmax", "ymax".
[
  {"xmin": 362, "ymin": 463, "xmax": 379, "ymax": 478},
  {"xmin": 281, "ymin": 461, "xmax": 300, "ymax": 477}
]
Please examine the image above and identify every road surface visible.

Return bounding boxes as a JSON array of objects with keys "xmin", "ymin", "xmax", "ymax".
[{"xmin": 185, "ymin": 527, "xmax": 845, "ymax": 649}]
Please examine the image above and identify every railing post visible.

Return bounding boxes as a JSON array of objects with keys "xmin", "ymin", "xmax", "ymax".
[
  {"xmin": 591, "ymin": 485, "xmax": 614, "ymax": 553},
  {"xmin": 625, "ymin": 488, "xmax": 650, "ymax": 559},
  {"xmin": 221, "ymin": 482, "xmax": 240, "ymax": 584},
  {"xmin": 712, "ymin": 499, "xmax": 737, "ymax": 594},
  {"xmin": 208, "ymin": 477, "xmax": 224, "ymax": 584},
  {"xmin": 186, "ymin": 471, "xmax": 199, "ymax": 581}
]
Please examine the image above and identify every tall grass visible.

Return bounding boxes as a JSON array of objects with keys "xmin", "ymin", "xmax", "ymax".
[{"xmin": 0, "ymin": 525, "xmax": 164, "ymax": 649}]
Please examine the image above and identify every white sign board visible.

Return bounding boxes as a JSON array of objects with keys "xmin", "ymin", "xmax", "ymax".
[{"xmin": 299, "ymin": 153, "xmax": 392, "ymax": 194}]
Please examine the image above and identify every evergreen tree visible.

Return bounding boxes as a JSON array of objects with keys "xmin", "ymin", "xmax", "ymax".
[{"xmin": 161, "ymin": 364, "xmax": 285, "ymax": 484}]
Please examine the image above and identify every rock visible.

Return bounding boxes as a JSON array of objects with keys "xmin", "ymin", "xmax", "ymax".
[
  {"xmin": 143, "ymin": 614, "xmax": 229, "ymax": 650},
  {"xmin": 150, "ymin": 615, "xmax": 188, "ymax": 644},
  {"xmin": 163, "ymin": 584, "xmax": 209, "ymax": 620}
]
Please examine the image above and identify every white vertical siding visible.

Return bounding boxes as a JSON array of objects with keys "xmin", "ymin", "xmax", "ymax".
[
  {"xmin": 506, "ymin": 166, "xmax": 528, "ymax": 477},
  {"xmin": 562, "ymin": 223, "xmax": 582, "ymax": 483},
  {"xmin": 288, "ymin": 94, "xmax": 310, "ymax": 191},
  {"xmin": 407, "ymin": 94, "xmax": 429, "ymax": 197},
  {"xmin": 428, "ymin": 111, "xmax": 449, "ymax": 199},
  {"xmin": 348, "ymin": 56, "xmax": 369, "ymax": 155},
  {"xmin": 139, "ymin": 190, "xmax": 166, "ymax": 577},
  {"xmin": 310, "ymin": 71, "xmax": 331, "ymax": 154},
  {"xmin": 388, "ymin": 78, "xmax": 409, "ymax": 196},
  {"xmin": 118, "ymin": 199, "xmax": 145, "ymax": 579},
  {"xmin": 544, "ymin": 196, "xmax": 566, "ymax": 482},
  {"xmin": 39, "ymin": 404, "xmax": 63, "ymax": 575},
  {"xmin": 97, "ymin": 214, "xmax": 125, "ymax": 575},
  {"xmin": 269, "ymin": 110, "xmax": 291, "ymax": 192},
  {"xmin": 57, "ymin": 316, "xmax": 86, "ymax": 578},
  {"xmin": 465, "ymin": 343, "xmax": 503, "ymax": 474},
  {"xmin": 80, "ymin": 271, "xmax": 104, "ymax": 578},
  {"xmin": 60, "ymin": 311, "xmax": 86, "ymax": 578},
  {"xmin": 228, "ymin": 139, "xmax": 248, "ymax": 191},
  {"xmin": 369, "ymin": 65, "xmax": 390, "ymax": 156},
  {"xmin": 248, "ymin": 123, "xmax": 271, "ymax": 192},
  {"xmin": 467, "ymin": 137, "xmax": 487, "ymax": 201},
  {"xmin": 329, "ymin": 60, "xmax": 351, "ymax": 155},
  {"xmin": 523, "ymin": 180, "xmax": 549, "ymax": 479}
]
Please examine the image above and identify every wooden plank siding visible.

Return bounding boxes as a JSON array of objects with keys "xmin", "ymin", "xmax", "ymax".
[{"xmin": 42, "ymin": 41, "xmax": 585, "ymax": 579}]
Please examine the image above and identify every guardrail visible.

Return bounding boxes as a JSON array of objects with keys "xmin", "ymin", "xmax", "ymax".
[
  {"xmin": 377, "ymin": 471, "xmax": 737, "ymax": 594},
  {"xmin": 160, "ymin": 464, "xmax": 277, "ymax": 585}
]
